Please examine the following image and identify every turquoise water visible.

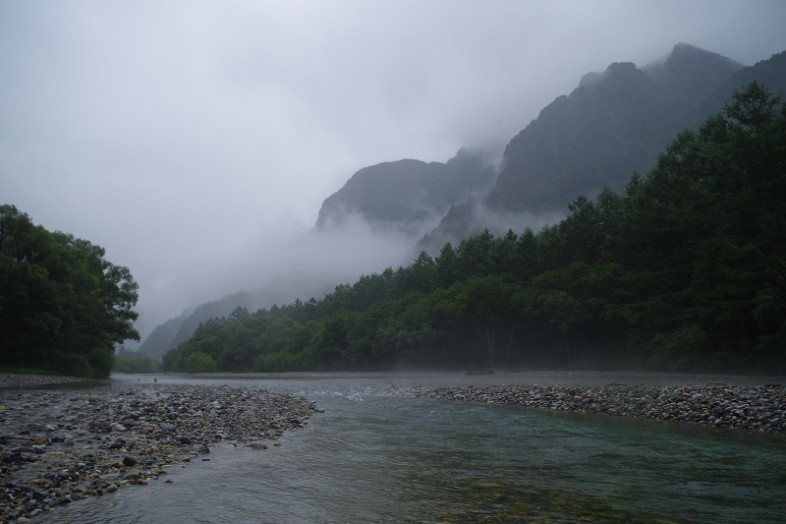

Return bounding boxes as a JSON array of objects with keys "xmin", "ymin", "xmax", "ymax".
[{"xmin": 37, "ymin": 373, "xmax": 786, "ymax": 523}]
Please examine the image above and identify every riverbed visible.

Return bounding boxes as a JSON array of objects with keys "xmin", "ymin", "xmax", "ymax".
[{"xmin": 15, "ymin": 372, "xmax": 786, "ymax": 523}]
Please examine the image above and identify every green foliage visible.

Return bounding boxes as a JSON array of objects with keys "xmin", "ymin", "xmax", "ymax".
[
  {"xmin": 113, "ymin": 351, "xmax": 159, "ymax": 373},
  {"xmin": 164, "ymin": 83, "xmax": 786, "ymax": 374},
  {"xmin": 186, "ymin": 351, "xmax": 217, "ymax": 373},
  {"xmin": 647, "ymin": 325, "xmax": 707, "ymax": 371},
  {"xmin": 253, "ymin": 351, "xmax": 305, "ymax": 372},
  {"xmin": 0, "ymin": 206, "xmax": 140, "ymax": 378},
  {"xmin": 0, "ymin": 366, "xmax": 52, "ymax": 375},
  {"xmin": 487, "ymin": 45, "xmax": 745, "ymax": 214}
]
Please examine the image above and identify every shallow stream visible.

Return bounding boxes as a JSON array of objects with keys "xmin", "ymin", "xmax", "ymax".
[{"xmin": 35, "ymin": 372, "xmax": 786, "ymax": 523}]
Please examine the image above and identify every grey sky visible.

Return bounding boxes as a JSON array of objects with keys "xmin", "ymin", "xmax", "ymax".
[{"xmin": 2, "ymin": 0, "xmax": 785, "ymax": 338}]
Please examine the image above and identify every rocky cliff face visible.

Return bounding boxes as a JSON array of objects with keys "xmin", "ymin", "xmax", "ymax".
[
  {"xmin": 319, "ymin": 44, "xmax": 754, "ymax": 254},
  {"xmin": 701, "ymin": 48, "xmax": 786, "ymax": 114},
  {"xmin": 315, "ymin": 148, "xmax": 497, "ymax": 236},
  {"xmin": 420, "ymin": 44, "xmax": 756, "ymax": 251},
  {"xmin": 140, "ymin": 44, "xmax": 785, "ymax": 358},
  {"xmin": 486, "ymin": 44, "xmax": 743, "ymax": 213}
]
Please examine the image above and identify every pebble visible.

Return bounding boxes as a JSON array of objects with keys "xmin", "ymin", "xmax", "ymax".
[
  {"xmin": 0, "ymin": 383, "xmax": 320, "ymax": 523},
  {"xmin": 0, "ymin": 374, "xmax": 91, "ymax": 390},
  {"xmin": 421, "ymin": 384, "xmax": 786, "ymax": 434}
]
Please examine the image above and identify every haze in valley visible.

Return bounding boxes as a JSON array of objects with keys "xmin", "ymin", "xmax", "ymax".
[{"xmin": 2, "ymin": 0, "xmax": 785, "ymax": 339}]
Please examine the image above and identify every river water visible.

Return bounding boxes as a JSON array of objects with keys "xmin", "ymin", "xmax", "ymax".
[{"xmin": 37, "ymin": 372, "xmax": 786, "ymax": 523}]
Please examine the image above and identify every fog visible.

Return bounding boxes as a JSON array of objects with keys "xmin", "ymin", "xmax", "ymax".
[{"xmin": 2, "ymin": 1, "xmax": 785, "ymax": 339}]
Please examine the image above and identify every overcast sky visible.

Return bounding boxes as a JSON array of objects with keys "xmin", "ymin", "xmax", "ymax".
[{"xmin": 2, "ymin": 0, "xmax": 786, "ymax": 339}]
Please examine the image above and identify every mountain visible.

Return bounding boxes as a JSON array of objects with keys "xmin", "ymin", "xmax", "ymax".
[
  {"xmin": 138, "ymin": 291, "xmax": 262, "ymax": 360},
  {"xmin": 139, "ymin": 44, "xmax": 786, "ymax": 357},
  {"xmin": 644, "ymin": 43, "xmax": 744, "ymax": 105},
  {"xmin": 315, "ymin": 148, "xmax": 497, "ymax": 236},
  {"xmin": 416, "ymin": 44, "xmax": 750, "ymax": 251},
  {"xmin": 315, "ymin": 44, "xmax": 785, "ymax": 253},
  {"xmin": 162, "ymin": 83, "xmax": 786, "ymax": 374},
  {"xmin": 140, "ymin": 149, "xmax": 497, "ymax": 359},
  {"xmin": 486, "ymin": 43, "xmax": 743, "ymax": 213},
  {"xmin": 420, "ymin": 44, "xmax": 786, "ymax": 250},
  {"xmin": 701, "ymin": 49, "xmax": 786, "ymax": 113}
]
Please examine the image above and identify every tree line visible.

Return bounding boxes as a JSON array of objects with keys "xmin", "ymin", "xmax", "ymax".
[
  {"xmin": 0, "ymin": 206, "xmax": 139, "ymax": 377},
  {"xmin": 163, "ymin": 84, "xmax": 785, "ymax": 374}
]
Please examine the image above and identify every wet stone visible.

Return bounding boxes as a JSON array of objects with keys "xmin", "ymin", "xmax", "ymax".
[
  {"xmin": 122, "ymin": 456, "xmax": 138, "ymax": 467},
  {"xmin": 422, "ymin": 383, "xmax": 786, "ymax": 435},
  {"xmin": 0, "ymin": 383, "xmax": 321, "ymax": 523}
]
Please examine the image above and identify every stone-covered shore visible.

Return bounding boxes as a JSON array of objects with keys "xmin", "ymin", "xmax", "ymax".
[
  {"xmin": 422, "ymin": 383, "xmax": 786, "ymax": 434},
  {"xmin": 0, "ymin": 382, "xmax": 320, "ymax": 523},
  {"xmin": 0, "ymin": 374, "xmax": 92, "ymax": 390}
]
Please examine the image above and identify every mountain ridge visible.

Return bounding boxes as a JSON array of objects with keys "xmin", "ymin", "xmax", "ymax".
[
  {"xmin": 315, "ymin": 148, "xmax": 498, "ymax": 236},
  {"xmin": 138, "ymin": 44, "xmax": 785, "ymax": 359}
]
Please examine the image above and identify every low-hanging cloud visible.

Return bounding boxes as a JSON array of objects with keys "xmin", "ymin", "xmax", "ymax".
[
  {"xmin": 2, "ymin": 0, "xmax": 785, "ymax": 339},
  {"xmin": 137, "ymin": 213, "xmax": 420, "ymax": 337}
]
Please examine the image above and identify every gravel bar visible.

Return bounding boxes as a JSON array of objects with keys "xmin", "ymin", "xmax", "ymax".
[
  {"xmin": 0, "ymin": 374, "xmax": 93, "ymax": 390},
  {"xmin": 0, "ymin": 383, "xmax": 320, "ymax": 523},
  {"xmin": 421, "ymin": 383, "xmax": 786, "ymax": 434}
]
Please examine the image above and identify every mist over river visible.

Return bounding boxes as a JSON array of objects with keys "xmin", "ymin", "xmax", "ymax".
[{"xmin": 35, "ymin": 372, "xmax": 786, "ymax": 523}]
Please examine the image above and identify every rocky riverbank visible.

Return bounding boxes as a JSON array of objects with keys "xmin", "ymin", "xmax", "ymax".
[
  {"xmin": 0, "ymin": 383, "xmax": 320, "ymax": 523},
  {"xmin": 422, "ymin": 383, "xmax": 786, "ymax": 434},
  {"xmin": 0, "ymin": 374, "xmax": 93, "ymax": 390}
]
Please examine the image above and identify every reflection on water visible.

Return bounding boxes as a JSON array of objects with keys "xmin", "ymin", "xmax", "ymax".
[{"xmin": 36, "ymin": 372, "xmax": 786, "ymax": 523}]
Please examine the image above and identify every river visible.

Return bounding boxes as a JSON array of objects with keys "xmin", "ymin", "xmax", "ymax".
[{"xmin": 35, "ymin": 372, "xmax": 786, "ymax": 523}]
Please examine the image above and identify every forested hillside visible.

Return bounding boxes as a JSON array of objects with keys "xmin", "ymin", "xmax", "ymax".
[
  {"xmin": 0, "ymin": 206, "xmax": 140, "ymax": 377},
  {"xmin": 421, "ymin": 45, "xmax": 785, "ymax": 252},
  {"xmin": 138, "ymin": 290, "xmax": 264, "ymax": 360},
  {"xmin": 163, "ymin": 84, "xmax": 786, "ymax": 374},
  {"xmin": 140, "ymin": 45, "xmax": 784, "ymax": 356}
]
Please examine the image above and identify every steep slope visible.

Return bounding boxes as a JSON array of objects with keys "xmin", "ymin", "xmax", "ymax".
[
  {"xmin": 416, "ymin": 44, "xmax": 749, "ymax": 252},
  {"xmin": 702, "ymin": 49, "xmax": 786, "ymax": 113},
  {"xmin": 138, "ymin": 291, "xmax": 260, "ymax": 360},
  {"xmin": 645, "ymin": 43, "xmax": 744, "ymax": 105},
  {"xmin": 315, "ymin": 148, "xmax": 497, "ymax": 235},
  {"xmin": 139, "ymin": 44, "xmax": 785, "ymax": 356},
  {"xmin": 416, "ymin": 201, "xmax": 480, "ymax": 253},
  {"xmin": 486, "ymin": 44, "xmax": 743, "ymax": 213}
]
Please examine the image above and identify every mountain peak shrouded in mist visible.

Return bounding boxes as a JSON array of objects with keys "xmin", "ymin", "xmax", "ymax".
[
  {"xmin": 395, "ymin": 43, "xmax": 784, "ymax": 254},
  {"xmin": 316, "ymin": 159, "xmax": 447, "ymax": 235},
  {"xmin": 644, "ymin": 42, "xmax": 744, "ymax": 100},
  {"xmin": 315, "ymin": 148, "xmax": 498, "ymax": 236},
  {"xmin": 702, "ymin": 48, "xmax": 786, "ymax": 113},
  {"xmin": 138, "ymin": 43, "xmax": 786, "ymax": 358},
  {"xmin": 5, "ymin": 1, "xmax": 785, "ymax": 356},
  {"xmin": 484, "ymin": 43, "xmax": 743, "ymax": 216}
]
